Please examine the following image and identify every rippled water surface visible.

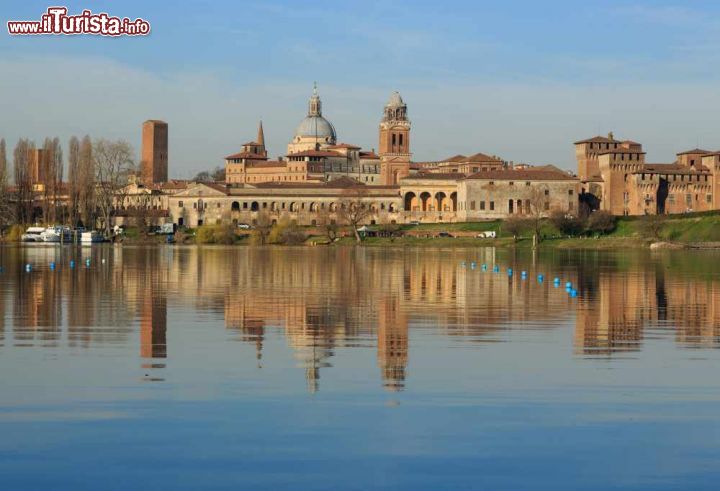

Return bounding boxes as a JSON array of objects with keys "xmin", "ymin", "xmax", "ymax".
[{"xmin": 1, "ymin": 245, "xmax": 719, "ymax": 490}]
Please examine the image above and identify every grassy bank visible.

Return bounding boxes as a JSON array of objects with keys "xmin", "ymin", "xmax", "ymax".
[{"xmin": 6, "ymin": 211, "xmax": 720, "ymax": 249}]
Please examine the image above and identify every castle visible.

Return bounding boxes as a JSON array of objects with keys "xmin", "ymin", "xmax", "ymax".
[{"xmin": 575, "ymin": 133, "xmax": 720, "ymax": 215}]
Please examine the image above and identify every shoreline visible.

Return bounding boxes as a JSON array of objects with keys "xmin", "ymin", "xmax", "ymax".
[{"xmin": 4, "ymin": 236, "xmax": 720, "ymax": 251}]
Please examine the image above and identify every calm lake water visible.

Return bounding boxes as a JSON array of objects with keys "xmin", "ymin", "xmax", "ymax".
[{"xmin": 0, "ymin": 245, "xmax": 719, "ymax": 490}]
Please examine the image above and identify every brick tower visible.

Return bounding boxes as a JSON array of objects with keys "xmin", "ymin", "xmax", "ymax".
[
  {"xmin": 379, "ymin": 91, "xmax": 411, "ymax": 185},
  {"xmin": 141, "ymin": 120, "xmax": 168, "ymax": 184}
]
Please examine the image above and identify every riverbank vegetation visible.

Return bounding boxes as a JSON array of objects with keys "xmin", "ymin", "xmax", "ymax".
[{"xmin": 5, "ymin": 209, "xmax": 720, "ymax": 249}]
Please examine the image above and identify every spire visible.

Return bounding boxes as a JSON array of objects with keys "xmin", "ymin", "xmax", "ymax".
[
  {"xmin": 257, "ymin": 120, "xmax": 265, "ymax": 146},
  {"xmin": 308, "ymin": 83, "xmax": 322, "ymax": 117}
]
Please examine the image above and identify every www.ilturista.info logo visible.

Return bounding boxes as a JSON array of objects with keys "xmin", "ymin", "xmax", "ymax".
[{"xmin": 7, "ymin": 7, "xmax": 150, "ymax": 36}]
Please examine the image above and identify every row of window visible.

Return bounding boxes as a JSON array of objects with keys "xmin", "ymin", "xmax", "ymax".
[
  {"xmin": 178, "ymin": 200, "xmax": 397, "ymax": 213},
  {"xmin": 465, "ymin": 199, "xmax": 575, "ymax": 213},
  {"xmin": 638, "ymin": 173, "xmax": 709, "ymax": 182},
  {"xmin": 667, "ymin": 194, "xmax": 712, "ymax": 205}
]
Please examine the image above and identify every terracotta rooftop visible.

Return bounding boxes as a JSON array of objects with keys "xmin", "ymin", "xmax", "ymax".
[
  {"xmin": 252, "ymin": 176, "xmax": 364, "ymax": 189},
  {"xmin": 574, "ymin": 135, "xmax": 619, "ymax": 145},
  {"xmin": 287, "ymin": 150, "xmax": 342, "ymax": 158},
  {"xmin": 327, "ymin": 143, "xmax": 361, "ymax": 150},
  {"xmin": 597, "ymin": 148, "xmax": 646, "ymax": 155},
  {"xmin": 226, "ymin": 151, "xmax": 268, "ymax": 160},
  {"xmin": 466, "ymin": 169, "xmax": 577, "ymax": 181},
  {"xmin": 442, "ymin": 154, "xmax": 467, "ymax": 163},
  {"xmin": 466, "ymin": 152, "xmax": 503, "ymax": 162},
  {"xmin": 359, "ymin": 151, "xmax": 380, "ymax": 159},
  {"xmin": 676, "ymin": 148, "xmax": 711, "ymax": 155},
  {"xmin": 640, "ymin": 163, "xmax": 710, "ymax": 174},
  {"xmin": 407, "ymin": 172, "xmax": 465, "ymax": 180},
  {"xmin": 200, "ymin": 182, "xmax": 229, "ymax": 194}
]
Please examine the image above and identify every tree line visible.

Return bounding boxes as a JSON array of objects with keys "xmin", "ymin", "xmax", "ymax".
[{"xmin": 0, "ymin": 136, "xmax": 134, "ymax": 236}]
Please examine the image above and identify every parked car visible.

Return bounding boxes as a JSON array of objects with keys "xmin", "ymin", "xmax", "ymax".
[
  {"xmin": 237, "ymin": 223, "xmax": 252, "ymax": 230},
  {"xmin": 476, "ymin": 231, "xmax": 497, "ymax": 238},
  {"xmin": 437, "ymin": 231, "xmax": 454, "ymax": 238},
  {"xmin": 409, "ymin": 220, "xmax": 421, "ymax": 226}
]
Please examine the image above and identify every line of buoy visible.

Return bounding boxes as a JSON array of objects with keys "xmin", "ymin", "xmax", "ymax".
[{"xmin": 461, "ymin": 260, "xmax": 579, "ymax": 298}]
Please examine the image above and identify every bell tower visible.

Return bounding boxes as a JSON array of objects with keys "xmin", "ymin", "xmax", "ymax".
[{"xmin": 379, "ymin": 91, "xmax": 411, "ymax": 185}]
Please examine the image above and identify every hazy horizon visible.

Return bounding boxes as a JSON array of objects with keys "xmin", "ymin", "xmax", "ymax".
[{"xmin": 3, "ymin": 0, "xmax": 720, "ymax": 178}]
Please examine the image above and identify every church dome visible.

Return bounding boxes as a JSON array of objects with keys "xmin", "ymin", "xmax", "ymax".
[
  {"xmin": 386, "ymin": 91, "xmax": 405, "ymax": 107},
  {"xmin": 294, "ymin": 115, "xmax": 337, "ymax": 143}
]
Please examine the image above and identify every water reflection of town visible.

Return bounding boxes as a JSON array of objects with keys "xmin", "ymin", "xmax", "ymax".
[{"xmin": 1, "ymin": 246, "xmax": 719, "ymax": 392}]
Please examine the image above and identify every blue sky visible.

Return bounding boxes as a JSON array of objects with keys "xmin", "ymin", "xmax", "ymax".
[{"xmin": 2, "ymin": 0, "xmax": 720, "ymax": 176}]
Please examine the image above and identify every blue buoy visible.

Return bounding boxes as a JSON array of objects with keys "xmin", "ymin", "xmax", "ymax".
[
  {"xmin": 565, "ymin": 281, "xmax": 572, "ymax": 288},
  {"xmin": 481, "ymin": 264, "xmax": 487, "ymax": 271},
  {"xmin": 0, "ymin": 266, "xmax": 4, "ymax": 273},
  {"xmin": 554, "ymin": 277, "xmax": 560, "ymax": 283},
  {"xmin": 493, "ymin": 265, "xmax": 499, "ymax": 273},
  {"xmin": 85, "ymin": 258, "xmax": 91, "ymax": 267},
  {"xmin": 507, "ymin": 268, "xmax": 513, "ymax": 274},
  {"xmin": 70, "ymin": 260, "xmax": 75, "ymax": 269},
  {"xmin": 570, "ymin": 289, "xmax": 578, "ymax": 297},
  {"xmin": 49, "ymin": 262, "xmax": 56, "ymax": 270},
  {"xmin": 25, "ymin": 264, "xmax": 32, "ymax": 272},
  {"xmin": 537, "ymin": 274, "xmax": 544, "ymax": 282}
]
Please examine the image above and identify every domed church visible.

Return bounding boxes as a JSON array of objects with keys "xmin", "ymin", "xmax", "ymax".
[{"xmin": 287, "ymin": 83, "xmax": 338, "ymax": 154}]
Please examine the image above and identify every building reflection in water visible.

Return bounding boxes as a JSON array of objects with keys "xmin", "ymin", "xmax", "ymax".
[{"xmin": 1, "ymin": 246, "xmax": 719, "ymax": 391}]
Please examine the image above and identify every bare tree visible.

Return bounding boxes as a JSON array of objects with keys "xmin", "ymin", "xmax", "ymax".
[
  {"xmin": 337, "ymin": 186, "xmax": 372, "ymax": 242},
  {"xmin": 317, "ymin": 208, "xmax": 339, "ymax": 242},
  {"xmin": 78, "ymin": 135, "xmax": 95, "ymax": 227},
  {"xmin": 13, "ymin": 138, "xmax": 34, "ymax": 224},
  {"xmin": 67, "ymin": 136, "xmax": 80, "ymax": 227},
  {"xmin": 93, "ymin": 139, "xmax": 135, "ymax": 237},
  {"xmin": 502, "ymin": 215, "xmax": 529, "ymax": 242},
  {"xmin": 40, "ymin": 138, "xmax": 62, "ymax": 224},
  {"xmin": 0, "ymin": 138, "xmax": 11, "ymax": 231},
  {"xmin": 527, "ymin": 185, "xmax": 550, "ymax": 246},
  {"xmin": 254, "ymin": 210, "xmax": 273, "ymax": 245}
]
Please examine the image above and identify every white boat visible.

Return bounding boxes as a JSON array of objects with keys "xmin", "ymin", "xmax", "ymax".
[
  {"xmin": 21, "ymin": 227, "xmax": 46, "ymax": 242},
  {"xmin": 81, "ymin": 231, "xmax": 105, "ymax": 244},
  {"xmin": 40, "ymin": 226, "xmax": 73, "ymax": 243}
]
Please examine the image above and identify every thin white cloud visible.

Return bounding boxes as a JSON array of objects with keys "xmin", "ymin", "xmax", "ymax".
[{"xmin": 1, "ymin": 54, "xmax": 719, "ymax": 177}]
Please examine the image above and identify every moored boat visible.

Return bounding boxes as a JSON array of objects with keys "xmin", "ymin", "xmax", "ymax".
[
  {"xmin": 21, "ymin": 227, "xmax": 46, "ymax": 242},
  {"xmin": 81, "ymin": 231, "xmax": 105, "ymax": 244},
  {"xmin": 40, "ymin": 226, "xmax": 73, "ymax": 243}
]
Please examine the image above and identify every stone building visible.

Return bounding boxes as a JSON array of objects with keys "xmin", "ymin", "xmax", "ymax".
[
  {"xmin": 399, "ymin": 167, "xmax": 578, "ymax": 223},
  {"xmin": 576, "ymin": 133, "xmax": 719, "ymax": 215},
  {"xmin": 166, "ymin": 179, "xmax": 402, "ymax": 228},
  {"xmin": 457, "ymin": 168, "xmax": 579, "ymax": 220},
  {"xmin": 141, "ymin": 120, "xmax": 168, "ymax": 185},
  {"xmin": 416, "ymin": 152, "xmax": 507, "ymax": 175}
]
